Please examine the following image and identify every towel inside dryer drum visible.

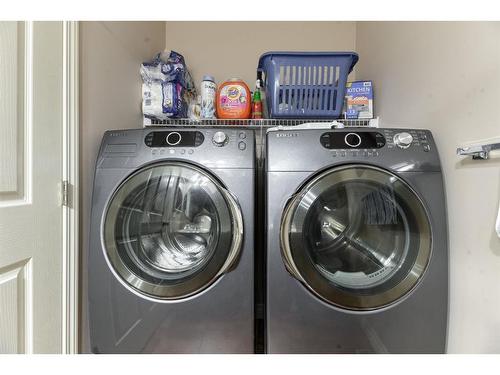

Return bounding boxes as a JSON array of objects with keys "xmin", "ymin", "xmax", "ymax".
[{"xmin": 362, "ymin": 185, "xmax": 398, "ymax": 226}]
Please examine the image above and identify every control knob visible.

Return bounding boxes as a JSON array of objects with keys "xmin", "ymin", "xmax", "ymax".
[
  {"xmin": 212, "ymin": 131, "xmax": 228, "ymax": 147},
  {"xmin": 394, "ymin": 132, "xmax": 413, "ymax": 149}
]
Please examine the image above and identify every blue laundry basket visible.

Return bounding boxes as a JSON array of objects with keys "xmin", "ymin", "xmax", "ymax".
[{"xmin": 257, "ymin": 51, "xmax": 358, "ymax": 119}]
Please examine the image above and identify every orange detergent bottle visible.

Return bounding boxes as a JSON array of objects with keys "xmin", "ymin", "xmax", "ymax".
[{"xmin": 216, "ymin": 78, "xmax": 252, "ymax": 119}]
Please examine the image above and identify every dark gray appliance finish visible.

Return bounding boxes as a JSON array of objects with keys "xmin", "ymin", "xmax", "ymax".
[
  {"xmin": 88, "ymin": 127, "xmax": 255, "ymax": 353},
  {"xmin": 265, "ymin": 127, "xmax": 448, "ymax": 353}
]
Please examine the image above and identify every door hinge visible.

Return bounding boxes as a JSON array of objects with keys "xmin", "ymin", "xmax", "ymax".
[{"xmin": 62, "ymin": 180, "xmax": 70, "ymax": 207}]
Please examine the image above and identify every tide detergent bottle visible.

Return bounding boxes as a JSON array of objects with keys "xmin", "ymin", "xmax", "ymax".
[{"xmin": 216, "ymin": 78, "xmax": 251, "ymax": 119}]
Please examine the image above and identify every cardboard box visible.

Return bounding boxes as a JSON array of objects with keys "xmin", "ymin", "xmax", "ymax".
[{"xmin": 344, "ymin": 81, "xmax": 374, "ymax": 119}]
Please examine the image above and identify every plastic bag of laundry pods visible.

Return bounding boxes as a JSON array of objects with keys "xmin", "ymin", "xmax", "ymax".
[{"xmin": 141, "ymin": 50, "xmax": 195, "ymax": 120}]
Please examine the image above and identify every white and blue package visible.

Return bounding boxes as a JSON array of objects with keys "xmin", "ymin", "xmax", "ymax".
[
  {"xmin": 142, "ymin": 81, "xmax": 187, "ymax": 119},
  {"xmin": 141, "ymin": 50, "xmax": 195, "ymax": 119},
  {"xmin": 344, "ymin": 81, "xmax": 374, "ymax": 119}
]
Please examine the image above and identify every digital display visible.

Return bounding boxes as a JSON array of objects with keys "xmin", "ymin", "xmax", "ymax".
[
  {"xmin": 320, "ymin": 132, "xmax": 386, "ymax": 149},
  {"xmin": 145, "ymin": 131, "xmax": 204, "ymax": 148}
]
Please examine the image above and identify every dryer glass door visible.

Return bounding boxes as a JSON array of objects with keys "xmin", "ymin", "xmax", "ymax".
[
  {"xmin": 281, "ymin": 165, "xmax": 432, "ymax": 310},
  {"xmin": 103, "ymin": 162, "xmax": 243, "ymax": 301}
]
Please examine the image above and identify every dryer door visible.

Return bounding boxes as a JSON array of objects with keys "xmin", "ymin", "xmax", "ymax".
[
  {"xmin": 102, "ymin": 162, "xmax": 243, "ymax": 301},
  {"xmin": 280, "ymin": 165, "xmax": 432, "ymax": 311}
]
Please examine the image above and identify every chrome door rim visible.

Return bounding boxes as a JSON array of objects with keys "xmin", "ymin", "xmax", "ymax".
[
  {"xmin": 280, "ymin": 164, "xmax": 432, "ymax": 311},
  {"xmin": 102, "ymin": 162, "xmax": 244, "ymax": 302}
]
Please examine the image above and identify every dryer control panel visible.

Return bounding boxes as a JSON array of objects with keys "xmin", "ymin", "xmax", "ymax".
[
  {"xmin": 319, "ymin": 129, "xmax": 432, "ymax": 154},
  {"xmin": 267, "ymin": 127, "xmax": 440, "ymax": 173}
]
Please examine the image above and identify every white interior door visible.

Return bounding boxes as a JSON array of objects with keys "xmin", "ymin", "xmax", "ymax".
[{"xmin": 0, "ymin": 21, "xmax": 64, "ymax": 353}]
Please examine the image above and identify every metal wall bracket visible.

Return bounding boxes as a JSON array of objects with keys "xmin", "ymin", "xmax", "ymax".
[{"xmin": 457, "ymin": 139, "xmax": 500, "ymax": 160}]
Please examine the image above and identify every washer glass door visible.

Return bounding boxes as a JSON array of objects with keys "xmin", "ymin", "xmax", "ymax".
[
  {"xmin": 281, "ymin": 165, "xmax": 432, "ymax": 310},
  {"xmin": 103, "ymin": 162, "xmax": 243, "ymax": 301}
]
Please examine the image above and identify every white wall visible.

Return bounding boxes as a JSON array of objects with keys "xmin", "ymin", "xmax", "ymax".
[
  {"xmin": 356, "ymin": 21, "xmax": 500, "ymax": 353},
  {"xmin": 79, "ymin": 21, "xmax": 165, "ymax": 351},
  {"xmin": 165, "ymin": 21, "xmax": 357, "ymax": 90}
]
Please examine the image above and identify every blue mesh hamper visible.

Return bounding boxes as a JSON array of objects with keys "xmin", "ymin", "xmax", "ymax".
[{"xmin": 257, "ymin": 52, "xmax": 358, "ymax": 119}]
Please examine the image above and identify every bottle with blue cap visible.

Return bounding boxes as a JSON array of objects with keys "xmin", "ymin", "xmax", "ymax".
[{"xmin": 200, "ymin": 75, "xmax": 217, "ymax": 119}]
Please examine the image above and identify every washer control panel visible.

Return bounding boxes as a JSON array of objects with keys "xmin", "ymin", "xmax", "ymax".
[
  {"xmin": 320, "ymin": 131, "xmax": 386, "ymax": 149},
  {"xmin": 144, "ymin": 131, "xmax": 204, "ymax": 148}
]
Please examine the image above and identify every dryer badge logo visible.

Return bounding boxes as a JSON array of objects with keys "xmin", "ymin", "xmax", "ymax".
[{"xmin": 276, "ymin": 132, "xmax": 298, "ymax": 138}]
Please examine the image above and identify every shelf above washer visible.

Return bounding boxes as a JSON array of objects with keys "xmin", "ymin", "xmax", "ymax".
[{"xmin": 143, "ymin": 117, "xmax": 380, "ymax": 129}]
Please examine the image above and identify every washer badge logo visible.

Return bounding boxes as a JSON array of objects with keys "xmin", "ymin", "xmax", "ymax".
[{"xmin": 109, "ymin": 132, "xmax": 126, "ymax": 137}]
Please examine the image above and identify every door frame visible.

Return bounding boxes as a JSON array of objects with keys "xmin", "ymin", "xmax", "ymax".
[{"xmin": 62, "ymin": 21, "xmax": 79, "ymax": 354}]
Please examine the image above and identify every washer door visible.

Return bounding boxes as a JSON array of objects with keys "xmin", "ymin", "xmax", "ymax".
[
  {"xmin": 280, "ymin": 165, "xmax": 432, "ymax": 311},
  {"xmin": 103, "ymin": 162, "xmax": 243, "ymax": 301}
]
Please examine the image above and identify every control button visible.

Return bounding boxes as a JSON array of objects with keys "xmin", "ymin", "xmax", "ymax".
[
  {"xmin": 320, "ymin": 133, "xmax": 332, "ymax": 148},
  {"xmin": 331, "ymin": 151, "xmax": 337, "ymax": 157},
  {"xmin": 145, "ymin": 133, "xmax": 154, "ymax": 147},
  {"xmin": 160, "ymin": 149, "xmax": 165, "ymax": 155},
  {"xmin": 362, "ymin": 151, "xmax": 368, "ymax": 157},
  {"xmin": 373, "ymin": 151, "xmax": 379, "ymax": 156},
  {"xmin": 239, "ymin": 132, "xmax": 247, "ymax": 139},
  {"xmin": 344, "ymin": 132, "xmax": 362, "ymax": 148},
  {"xmin": 340, "ymin": 151, "xmax": 346, "ymax": 157},
  {"xmin": 152, "ymin": 149, "xmax": 158, "ymax": 155},
  {"xmin": 375, "ymin": 133, "xmax": 387, "ymax": 148},
  {"xmin": 212, "ymin": 131, "xmax": 229, "ymax": 147},
  {"xmin": 188, "ymin": 149, "xmax": 194, "ymax": 154},
  {"xmin": 420, "ymin": 133, "xmax": 427, "ymax": 140},
  {"xmin": 194, "ymin": 132, "xmax": 205, "ymax": 147},
  {"xmin": 166, "ymin": 131, "xmax": 182, "ymax": 146},
  {"xmin": 180, "ymin": 149, "xmax": 186, "ymax": 155},
  {"xmin": 393, "ymin": 132, "xmax": 413, "ymax": 149},
  {"xmin": 238, "ymin": 141, "xmax": 247, "ymax": 151},
  {"xmin": 423, "ymin": 144, "xmax": 431, "ymax": 152}
]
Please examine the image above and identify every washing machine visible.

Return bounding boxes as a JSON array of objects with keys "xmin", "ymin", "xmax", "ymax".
[
  {"xmin": 88, "ymin": 127, "xmax": 255, "ymax": 353},
  {"xmin": 266, "ymin": 126, "xmax": 448, "ymax": 353}
]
